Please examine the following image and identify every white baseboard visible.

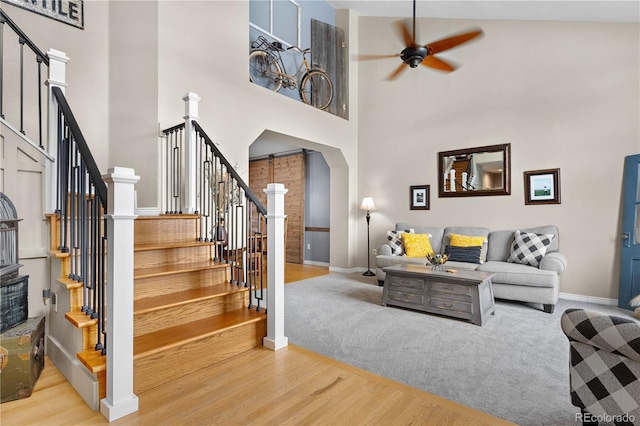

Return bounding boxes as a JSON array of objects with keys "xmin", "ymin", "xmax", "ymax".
[
  {"xmin": 303, "ymin": 260, "xmax": 330, "ymax": 267},
  {"xmin": 559, "ymin": 292, "xmax": 618, "ymax": 306},
  {"xmin": 47, "ymin": 336, "xmax": 100, "ymax": 411}
]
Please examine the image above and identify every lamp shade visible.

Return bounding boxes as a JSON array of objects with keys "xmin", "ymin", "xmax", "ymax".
[{"xmin": 359, "ymin": 197, "xmax": 376, "ymax": 211}]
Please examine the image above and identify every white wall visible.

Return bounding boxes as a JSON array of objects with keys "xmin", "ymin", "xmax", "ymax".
[
  {"xmin": 3, "ymin": 1, "xmax": 362, "ymax": 271},
  {"xmin": 357, "ymin": 17, "xmax": 640, "ymax": 300}
]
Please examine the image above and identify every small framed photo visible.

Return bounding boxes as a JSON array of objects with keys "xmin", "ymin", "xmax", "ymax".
[
  {"xmin": 524, "ymin": 169, "xmax": 561, "ymax": 205},
  {"xmin": 410, "ymin": 185, "xmax": 430, "ymax": 210}
]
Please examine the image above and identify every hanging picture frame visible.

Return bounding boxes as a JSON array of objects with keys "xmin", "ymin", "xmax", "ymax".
[
  {"xmin": 410, "ymin": 185, "xmax": 430, "ymax": 210},
  {"xmin": 524, "ymin": 169, "xmax": 561, "ymax": 205}
]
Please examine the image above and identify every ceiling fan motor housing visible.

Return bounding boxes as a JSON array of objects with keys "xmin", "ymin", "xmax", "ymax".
[{"xmin": 401, "ymin": 46, "xmax": 427, "ymax": 68}]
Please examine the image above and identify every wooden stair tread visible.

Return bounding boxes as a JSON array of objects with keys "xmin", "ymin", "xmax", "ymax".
[
  {"xmin": 134, "ymin": 260, "xmax": 228, "ymax": 279},
  {"xmin": 134, "ymin": 240, "xmax": 219, "ymax": 252},
  {"xmin": 57, "ymin": 277, "xmax": 83, "ymax": 289},
  {"xmin": 66, "ymin": 311, "xmax": 98, "ymax": 328},
  {"xmin": 77, "ymin": 349, "xmax": 106, "ymax": 373},
  {"xmin": 134, "ymin": 283, "xmax": 247, "ymax": 314},
  {"xmin": 134, "ymin": 308, "xmax": 266, "ymax": 358}
]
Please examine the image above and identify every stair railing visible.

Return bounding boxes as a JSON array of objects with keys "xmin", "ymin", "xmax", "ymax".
[
  {"xmin": 160, "ymin": 119, "xmax": 268, "ymax": 311},
  {"xmin": 0, "ymin": 9, "xmax": 49, "ymax": 149},
  {"xmin": 52, "ymin": 86, "xmax": 109, "ymax": 354}
]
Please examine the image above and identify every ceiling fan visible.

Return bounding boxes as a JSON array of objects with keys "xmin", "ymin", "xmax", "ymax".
[{"xmin": 358, "ymin": 0, "xmax": 484, "ymax": 80}]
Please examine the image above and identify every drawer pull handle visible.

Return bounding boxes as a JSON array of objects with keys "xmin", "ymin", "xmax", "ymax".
[
  {"xmin": 445, "ymin": 286, "xmax": 456, "ymax": 291},
  {"xmin": 442, "ymin": 302, "xmax": 454, "ymax": 308}
]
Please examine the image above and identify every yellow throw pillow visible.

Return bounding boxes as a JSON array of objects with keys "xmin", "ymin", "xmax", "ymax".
[
  {"xmin": 450, "ymin": 233, "xmax": 485, "ymax": 247},
  {"xmin": 402, "ymin": 233, "xmax": 434, "ymax": 258}
]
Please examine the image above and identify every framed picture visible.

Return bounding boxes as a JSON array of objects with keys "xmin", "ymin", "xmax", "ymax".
[
  {"xmin": 410, "ymin": 185, "xmax": 430, "ymax": 210},
  {"xmin": 524, "ymin": 169, "xmax": 561, "ymax": 205}
]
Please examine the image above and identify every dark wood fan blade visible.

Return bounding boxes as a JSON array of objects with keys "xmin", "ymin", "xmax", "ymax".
[
  {"xmin": 355, "ymin": 53, "xmax": 401, "ymax": 61},
  {"xmin": 421, "ymin": 55, "xmax": 456, "ymax": 72},
  {"xmin": 396, "ymin": 20, "xmax": 417, "ymax": 48},
  {"xmin": 426, "ymin": 28, "xmax": 483, "ymax": 54},
  {"xmin": 386, "ymin": 62, "xmax": 408, "ymax": 81}
]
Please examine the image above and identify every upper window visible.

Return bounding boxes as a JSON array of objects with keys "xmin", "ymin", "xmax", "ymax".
[{"xmin": 250, "ymin": 0, "xmax": 300, "ymax": 47}]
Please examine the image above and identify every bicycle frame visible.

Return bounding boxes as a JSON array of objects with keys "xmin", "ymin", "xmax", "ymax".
[{"xmin": 252, "ymin": 37, "xmax": 313, "ymax": 90}]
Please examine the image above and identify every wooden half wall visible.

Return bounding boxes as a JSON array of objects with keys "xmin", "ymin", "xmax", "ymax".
[{"xmin": 249, "ymin": 152, "xmax": 305, "ymax": 264}]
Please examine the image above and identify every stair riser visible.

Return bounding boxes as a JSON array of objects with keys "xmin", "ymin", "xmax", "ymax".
[
  {"xmin": 134, "ymin": 292, "xmax": 248, "ymax": 336},
  {"xmin": 133, "ymin": 318, "xmax": 266, "ymax": 394},
  {"xmin": 134, "ymin": 267, "xmax": 230, "ymax": 299},
  {"xmin": 135, "ymin": 245, "xmax": 214, "ymax": 268},
  {"xmin": 135, "ymin": 216, "xmax": 199, "ymax": 244}
]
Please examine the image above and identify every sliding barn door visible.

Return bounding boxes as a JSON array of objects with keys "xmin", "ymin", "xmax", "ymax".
[{"xmin": 249, "ymin": 153, "xmax": 305, "ymax": 264}]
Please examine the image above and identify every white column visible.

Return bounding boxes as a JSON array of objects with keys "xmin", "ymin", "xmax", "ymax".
[
  {"xmin": 45, "ymin": 49, "xmax": 69, "ymax": 213},
  {"xmin": 100, "ymin": 167, "xmax": 140, "ymax": 421},
  {"xmin": 263, "ymin": 183, "xmax": 288, "ymax": 351},
  {"xmin": 183, "ymin": 92, "xmax": 201, "ymax": 214},
  {"xmin": 462, "ymin": 171, "xmax": 468, "ymax": 190}
]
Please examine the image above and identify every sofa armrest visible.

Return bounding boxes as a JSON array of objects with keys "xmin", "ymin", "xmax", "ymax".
[
  {"xmin": 539, "ymin": 252, "xmax": 567, "ymax": 274},
  {"xmin": 561, "ymin": 309, "xmax": 640, "ymax": 363},
  {"xmin": 378, "ymin": 244, "xmax": 392, "ymax": 256}
]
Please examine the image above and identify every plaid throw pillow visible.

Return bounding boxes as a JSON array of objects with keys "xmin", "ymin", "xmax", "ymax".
[
  {"xmin": 507, "ymin": 230, "xmax": 555, "ymax": 267},
  {"xmin": 387, "ymin": 229, "xmax": 414, "ymax": 256}
]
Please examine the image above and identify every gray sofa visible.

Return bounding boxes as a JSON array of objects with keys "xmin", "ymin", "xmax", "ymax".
[{"xmin": 376, "ymin": 223, "xmax": 568, "ymax": 313}]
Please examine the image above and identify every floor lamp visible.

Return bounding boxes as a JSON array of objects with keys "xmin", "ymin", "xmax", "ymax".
[{"xmin": 360, "ymin": 197, "xmax": 376, "ymax": 277}]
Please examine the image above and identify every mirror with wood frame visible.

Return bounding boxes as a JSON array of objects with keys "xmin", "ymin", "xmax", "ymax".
[{"xmin": 438, "ymin": 143, "xmax": 511, "ymax": 197}]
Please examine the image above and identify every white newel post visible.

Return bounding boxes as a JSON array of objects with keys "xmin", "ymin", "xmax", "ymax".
[
  {"xmin": 183, "ymin": 92, "xmax": 201, "ymax": 214},
  {"xmin": 263, "ymin": 183, "xmax": 289, "ymax": 351},
  {"xmin": 45, "ymin": 48, "xmax": 69, "ymax": 213},
  {"xmin": 100, "ymin": 167, "xmax": 140, "ymax": 421}
]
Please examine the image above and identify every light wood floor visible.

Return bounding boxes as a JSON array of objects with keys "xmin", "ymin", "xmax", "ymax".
[{"xmin": 1, "ymin": 264, "xmax": 513, "ymax": 426}]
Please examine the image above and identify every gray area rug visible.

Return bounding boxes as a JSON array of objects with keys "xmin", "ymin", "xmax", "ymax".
[{"xmin": 284, "ymin": 272, "xmax": 637, "ymax": 426}]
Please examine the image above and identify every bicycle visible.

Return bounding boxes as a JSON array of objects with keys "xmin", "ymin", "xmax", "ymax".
[{"xmin": 249, "ymin": 36, "xmax": 334, "ymax": 111}]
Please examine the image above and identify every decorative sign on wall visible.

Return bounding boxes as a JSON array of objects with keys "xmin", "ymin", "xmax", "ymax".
[{"xmin": 2, "ymin": 0, "xmax": 84, "ymax": 29}]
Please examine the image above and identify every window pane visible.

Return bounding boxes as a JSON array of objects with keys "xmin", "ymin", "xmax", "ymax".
[
  {"xmin": 250, "ymin": 0, "xmax": 270, "ymax": 31},
  {"xmin": 273, "ymin": 0, "xmax": 298, "ymax": 46}
]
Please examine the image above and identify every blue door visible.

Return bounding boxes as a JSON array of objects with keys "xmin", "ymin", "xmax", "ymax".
[{"xmin": 619, "ymin": 154, "xmax": 640, "ymax": 309}]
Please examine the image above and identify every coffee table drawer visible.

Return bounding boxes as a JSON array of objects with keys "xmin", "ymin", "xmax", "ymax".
[
  {"xmin": 429, "ymin": 296, "xmax": 472, "ymax": 314},
  {"xmin": 430, "ymin": 281, "xmax": 472, "ymax": 296},
  {"xmin": 387, "ymin": 289, "xmax": 426, "ymax": 306},
  {"xmin": 386, "ymin": 276, "xmax": 426, "ymax": 291}
]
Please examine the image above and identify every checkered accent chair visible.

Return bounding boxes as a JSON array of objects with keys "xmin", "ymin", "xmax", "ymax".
[{"xmin": 561, "ymin": 309, "xmax": 640, "ymax": 424}]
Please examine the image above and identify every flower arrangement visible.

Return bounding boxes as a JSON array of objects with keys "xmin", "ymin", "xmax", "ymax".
[{"xmin": 426, "ymin": 253, "xmax": 448, "ymax": 271}]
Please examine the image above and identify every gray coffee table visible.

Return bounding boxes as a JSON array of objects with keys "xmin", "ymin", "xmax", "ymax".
[{"xmin": 381, "ymin": 264, "xmax": 496, "ymax": 326}]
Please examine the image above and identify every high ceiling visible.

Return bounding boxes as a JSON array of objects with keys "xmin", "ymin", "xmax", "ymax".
[{"xmin": 326, "ymin": 1, "xmax": 640, "ymax": 24}]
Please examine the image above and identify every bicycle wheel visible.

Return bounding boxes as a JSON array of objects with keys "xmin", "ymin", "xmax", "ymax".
[
  {"xmin": 249, "ymin": 50, "xmax": 283, "ymax": 92},
  {"xmin": 299, "ymin": 69, "xmax": 333, "ymax": 110}
]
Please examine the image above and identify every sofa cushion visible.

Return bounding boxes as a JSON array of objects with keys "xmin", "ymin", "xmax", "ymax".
[
  {"xmin": 396, "ymin": 224, "xmax": 444, "ymax": 253},
  {"xmin": 488, "ymin": 225, "xmax": 560, "ymax": 261},
  {"xmin": 402, "ymin": 233, "xmax": 434, "ymax": 257},
  {"xmin": 387, "ymin": 229, "xmax": 414, "ymax": 256},
  {"xmin": 443, "ymin": 227, "xmax": 490, "ymax": 262},
  {"xmin": 508, "ymin": 230, "xmax": 555, "ymax": 267},
  {"xmin": 450, "ymin": 233, "xmax": 486, "ymax": 247},
  {"xmin": 445, "ymin": 245, "xmax": 482, "ymax": 264},
  {"xmin": 477, "ymin": 261, "xmax": 558, "ymax": 288}
]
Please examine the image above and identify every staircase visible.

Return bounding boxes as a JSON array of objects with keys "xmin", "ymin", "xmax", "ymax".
[{"xmin": 54, "ymin": 213, "xmax": 267, "ymax": 398}]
